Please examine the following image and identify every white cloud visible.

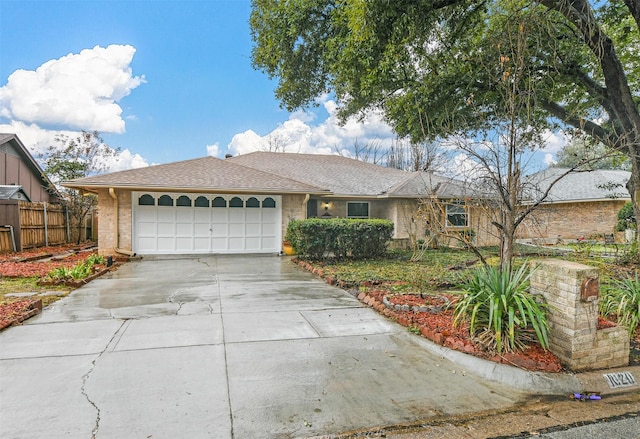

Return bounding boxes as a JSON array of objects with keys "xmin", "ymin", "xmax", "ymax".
[
  {"xmin": 206, "ymin": 143, "xmax": 220, "ymax": 157},
  {"xmin": 0, "ymin": 120, "xmax": 77, "ymax": 155},
  {"xmin": 226, "ymin": 97, "xmax": 396, "ymax": 157},
  {"xmin": 0, "ymin": 44, "xmax": 145, "ymax": 133},
  {"xmin": 544, "ymin": 153, "xmax": 556, "ymax": 166},
  {"xmin": 0, "ymin": 45, "xmax": 150, "ymax": 173},
  {"xmin": 103, "ymin": 149, "xmax": 149, "ymax": 172},
  {"xmin": 540, "ymin": 129, "xmax": 570, "ymax": 154},
  {"xmin": 0, "ymin": 121, "xmax": 148, "ymax": 173}
]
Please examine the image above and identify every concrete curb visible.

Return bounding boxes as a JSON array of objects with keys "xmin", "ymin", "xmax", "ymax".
[
  {"xmin": 411, "ymin": 334, "xmax": 581, "ymax": 394},
  {"xmin": 411, "ymin": 320, "xmax": 640, "ymax": 396}
]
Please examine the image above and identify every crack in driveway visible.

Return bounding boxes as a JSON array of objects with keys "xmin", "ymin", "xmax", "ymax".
[{"xmin": 81, "ymin": 320, "xmax": 126, "ymax": 439}]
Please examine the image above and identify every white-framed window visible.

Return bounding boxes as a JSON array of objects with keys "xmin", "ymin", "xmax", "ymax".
[
  {"xmin": 347, "ymin": 201, "xmax": 369, "ymax": 218},
  {"xmin": 445, "ymin": 201, "xmax": 468, "ymax": 227}
]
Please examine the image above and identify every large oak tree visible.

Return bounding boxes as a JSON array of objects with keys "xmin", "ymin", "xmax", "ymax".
[{"xmin": 250, "ymin": 0, "xmax": 640, "ymax": 240}]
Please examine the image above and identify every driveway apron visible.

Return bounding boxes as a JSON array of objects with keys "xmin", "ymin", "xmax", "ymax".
[{"xmin": 0, "ymin": 255, "xmax": 526, "ymax": 438}]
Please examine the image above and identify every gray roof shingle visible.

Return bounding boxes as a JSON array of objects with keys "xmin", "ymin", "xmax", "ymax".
[
  {"xmin": 64, "ymin": 156, "xmax": 330, "ymax": 194},
  {"xmin": 64, "ymin": 151, "xmax": 472, "ymax": 198},
  {"xmin": 526, "ymin": 168, "xmax": 631, "ymax": 202},
  {"xmin": 0, "ymin": 185, "xmax": 30, "ymax": 201},
  {"xmin": 228, "ymin": 152, "xmax": 410, "ymax": 196}
]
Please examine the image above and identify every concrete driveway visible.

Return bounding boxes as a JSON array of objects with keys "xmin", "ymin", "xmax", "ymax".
[{"xmin": 1, "ymin": 255, "xmax": 529, "ymax": 438}]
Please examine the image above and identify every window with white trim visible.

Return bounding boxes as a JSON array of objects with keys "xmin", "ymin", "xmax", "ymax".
[
  {"xmin": 347, "ymin": 201, "xmax": 369, "ymax": 218},
  {"xmin": 445, "ymin": 201, "xmax": 468, "ymax": 227}
]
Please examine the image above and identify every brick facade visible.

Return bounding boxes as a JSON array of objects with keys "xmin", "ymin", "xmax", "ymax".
[
  {"xmin": 519, "ymin": 200, "xmax": 627, "ymax": 241},
  {"xmin": 96, "ymin": 188, "xmax": 132, "ymax": 256}
]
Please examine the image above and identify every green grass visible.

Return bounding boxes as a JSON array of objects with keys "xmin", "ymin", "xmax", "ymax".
[
  {"xmin": 0, "ymin": 277, "xmax": 69, "ymax": 306},
  {"xmin": 315, "ymin": 247, "xmax": 490, "ymax": 292},
  {"xmin": 307, "ymin": 244, "xmax": 636, "ymax": 296}
]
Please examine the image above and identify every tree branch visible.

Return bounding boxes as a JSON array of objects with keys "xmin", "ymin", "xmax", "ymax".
[{"xmin": 539, "ymin": 98, "xmax": 620, "ymax": 148}]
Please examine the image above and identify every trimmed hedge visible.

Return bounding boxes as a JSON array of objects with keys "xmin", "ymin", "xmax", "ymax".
[{"xmin": 285, "ymin": 218, "xmax": 394, "ymax": 260}]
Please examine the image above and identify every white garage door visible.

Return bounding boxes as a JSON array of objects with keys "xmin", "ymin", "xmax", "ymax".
[{"xmin": 133, "ymin": 192, "xmax": 282, "ymax": 254}]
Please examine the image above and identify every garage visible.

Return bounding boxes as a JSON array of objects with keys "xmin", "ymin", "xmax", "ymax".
[{"xmin": 133, "ymin": 192, "xmax": 282, "ymax": 254}]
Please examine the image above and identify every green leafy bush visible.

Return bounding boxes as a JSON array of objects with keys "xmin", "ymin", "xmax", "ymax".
[
  {"xmin": 285, "ymin": 218, "xmax": 393, "ymax": 260},
  {"xmin": 616, "ymin": 202, "xmax": 636, "ymax": 232},
  {"xmin": 600, "ymin": 273, "xmax": 640, "ymax": 335},
  {"xmin": 453, "ymin": 265, "xmax": 549, "ymax": 354}
]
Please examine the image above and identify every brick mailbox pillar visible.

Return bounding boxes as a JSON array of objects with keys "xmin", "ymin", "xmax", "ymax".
[{"xmin": 529, "ymin": 259, "xmax": 629, "ymax": 371}]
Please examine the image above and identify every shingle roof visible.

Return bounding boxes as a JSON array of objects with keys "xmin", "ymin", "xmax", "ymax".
[
  {"xmin": 525, "ymin": 168, "xmax": 631, "ymax": 203},
  {"xmin": 0, "ymin": 133, "xmax": 15, "ymax": 144},
  {"xmin": 64, "ymin": 151, "xmax": 472, "ymax": 198},
  {"xmin": 228, "ymin": 152, "xmax": 416, "ymax": 196},
  {"xmin": 64, "ymin": 156, "xmax": 330, "ymax": 194},
  {"xmin": 385, "ymin": 172, "xmax": 471, "ymax": 198},
  {"xmin": 0, "ymin": 185, "xmax": 30, "ymax": 201},
  {"xmin": 0, "ymin": 133, "xmax": 59, "ymax": 201}
]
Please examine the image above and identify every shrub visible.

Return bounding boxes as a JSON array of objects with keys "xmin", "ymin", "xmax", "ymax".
[
  {"xmin": 453, "ymin": 264, "xmax": 549, "ymax": 354},
  {"xmin": 285, "ymin": 218, "xmax": 393, "ymax": 260},
  {"xmin": 616, "ymin": 202, "xmax": 636, "ymax": 232},
  {"xmin": 600, "ymin": 273, "xmax": 640, "ymax": 335}
]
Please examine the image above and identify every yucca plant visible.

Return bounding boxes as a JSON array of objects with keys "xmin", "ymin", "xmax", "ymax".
[
  {"xmin": 453, "ymin": 264, "xmax": 549, "ymax": 354},
  {"xmin": 600, "ymin": 272, "xmax": 640, "ymax": 335}
]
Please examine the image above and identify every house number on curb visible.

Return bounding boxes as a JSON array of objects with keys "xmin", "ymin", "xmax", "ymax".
[{"xmin": 603, "ymin": 371, "xmax": 637, "ymax": 389}]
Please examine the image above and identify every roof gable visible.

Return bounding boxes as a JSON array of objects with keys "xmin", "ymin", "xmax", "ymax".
[{"xmin": 0, "ymin": 133, "xmax": 59, "ymax": 201}]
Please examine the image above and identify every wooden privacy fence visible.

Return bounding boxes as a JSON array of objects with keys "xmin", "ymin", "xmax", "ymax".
[
  {"xmin": 0, "ymin": 202, "xmax": 69, "ymax": 253},
  {"xmin": 0, "ymin": 226, "xmax": 14, "ymax": 252},
  {"xmin": 20, "ymin": 201, "xmax": 67, "ymax": 249}
]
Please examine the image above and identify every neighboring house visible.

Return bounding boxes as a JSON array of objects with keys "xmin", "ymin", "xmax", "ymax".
[
  {"xmin": 519, "ymin": 167, "xmax": 631, "ymax": 242},
  {"xmin": 0, "ymin": 133, "xmax": 61, "ymax": 251},
  {"xmin": 63, "ymin": 152, "xmax": 486, "ymax": 256}
]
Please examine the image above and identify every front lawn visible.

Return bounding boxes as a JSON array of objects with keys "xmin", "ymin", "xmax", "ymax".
[
  {"xmin": 313, "ymin": 247, "xmax": 490, "ymax": 292},
  {"xmin": 294, "ymin": 245, "xmax": 640, "ymax": 369}
]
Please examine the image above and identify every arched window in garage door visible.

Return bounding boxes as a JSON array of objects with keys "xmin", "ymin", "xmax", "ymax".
[
  {"xmin": 138, "ymin": 194, "xmax": 155, "ymax": 205},
  {"xmin": 229, "ymin": 197, "xmax": 244, "ymax": 208},
  {"xmin": 262, "ymin": 197, "xmax": 276, "ymax": 208},
  {"xmin": 176, "ymin": 195, "xmax": 191, "ymax": 207},
  {"xmin": 246, "ymin": 197, "xmax": 260, "ymax": 208},
  {"xmin": 194, "ymin": 196, "xmax": 209, "ymax": 207},
  {"xmin": 212, "ymin": 196, "xmax": 227, "ymax": 207},
  {"xmin": 158, "ymin": 195, "xmax": 173, "ymax": 206}
]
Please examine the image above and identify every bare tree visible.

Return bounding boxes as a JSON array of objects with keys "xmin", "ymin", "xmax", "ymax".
[
  {"xmin": 337, "ymin": 138, "xmax": 388, "ymax": 165},
  {"xmin": 39, "ymin": 131, "xmax": 119, "ymax": 244}
]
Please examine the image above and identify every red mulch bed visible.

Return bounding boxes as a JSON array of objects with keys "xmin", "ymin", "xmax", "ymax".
[
  {"xmin": 0, "ymin": 244, "xmax": 108, "ymax": 330},
  {"xmin": 361, "ymin": 289, "xmax": 564, "ymax": 372},
  {"xmin": 0, "ymin": 299, "xmax": 42, "ymax": 330},
  {"xmin": 0, "ymin": 244, "xmax": 97, "ymax": 278}
]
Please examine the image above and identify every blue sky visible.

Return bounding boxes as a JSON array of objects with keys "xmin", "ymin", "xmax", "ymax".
[{"xmin": 0, "ymin": 0, "xmax": 563, "ymax": 172}]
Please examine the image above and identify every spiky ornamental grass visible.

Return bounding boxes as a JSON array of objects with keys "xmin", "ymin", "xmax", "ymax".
[
  {"xmin": 601, "ymin": 272, "xmax": 640, "ymax": 335},
  {"xmin": 453, "ymin": 264, "xmax": 549, "ymax": 354}
]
